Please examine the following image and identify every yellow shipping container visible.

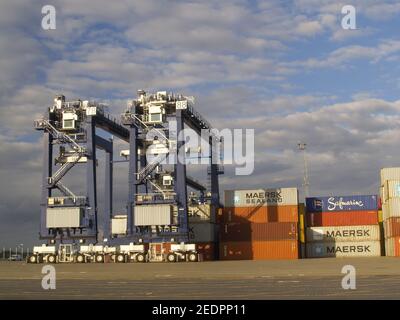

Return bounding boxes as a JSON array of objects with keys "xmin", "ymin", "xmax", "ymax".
[
  {"xmin": 378, "ymin": 210, "xmax": 383, "ymax": 223},
  {"xmin": 298, "ymin": 203, "xmax": 305, "ymax": 243}
]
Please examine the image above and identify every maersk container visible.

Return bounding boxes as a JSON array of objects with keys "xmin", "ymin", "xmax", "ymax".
[
  {"xmin": 224, "ymin": 188, "xmax": 298, "ymax": 207},
  {"xmin": 306, "ymin": 195, "xmax": 377, "ymax": 212},
  {"xmin": 306, "ymin": 240, "xmax": 381, "ymax": 258},
  {"xmin": 381, "ymin": 167, "xmax": 400, "ymax": 185},
  {"xmin": 384, "ymin": 180, "xmax": 400, "ymax": 201},
  {"xmin": 383, "ymin": 198, "xmax": 400, "ymax": 219},
  {"xmin": 306, "ymin": 225, "xmax": 380, "ymax": 242}
]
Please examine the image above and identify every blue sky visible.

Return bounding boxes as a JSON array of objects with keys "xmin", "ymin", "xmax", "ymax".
[{"xmin": 1, "ymin": 0, "xmax": 400, "ymax": 246}]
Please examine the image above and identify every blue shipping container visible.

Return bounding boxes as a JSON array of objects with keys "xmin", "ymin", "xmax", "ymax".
[{"xmin": 306, "ymin": 195, "xmax": 378, "ymax": 213}]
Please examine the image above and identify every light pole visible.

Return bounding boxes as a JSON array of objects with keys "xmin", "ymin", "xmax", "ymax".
[{"xmin": 298, "ymin": 142, "xmax": 310, "ymax": 199}]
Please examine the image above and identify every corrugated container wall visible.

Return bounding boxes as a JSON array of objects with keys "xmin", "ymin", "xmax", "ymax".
[
  {"xmin": 189, "ymin": 222, "xmax": 218, "ymax": 243},
  {"xmin": 224, "ymin": 188, "xmax": 298, "ymax": 207},
  {"xmin": 220, "ymin": 240, "xmax": 299, "ymax": 260},
  {"xmin": 384, "ymin": 217, "xmax": 400, "ymax": 238},
  {"xmin": 134, "ymin": 205, "xmax": 172, "ymax": 226},
  {"xmin": 306, "ymin": 211, "xmax": 378, "ymax": 227},
  {"xmin": 221, "ymin": 205, "xmax": 298, "ymax": 223},
  {"xmin": 220, "ymin": 222, "xmax": 298, "ymax": 242},
  {"xmin": 381, "ymin": 168, "xmax": 400, "ymax": 184},
  {"xmin": 306, "ymin": 225, "xmax": 380, "ymax": 242},
  {"xmin": 383, "ymin": 198, "xmax": 400, "ymax": 219},
  {"xmin": 306, "ymin": 195, "xmax": 378, "ymax": 213},
  {"xmin": 306, "ymin": 241, "xmax": 381, "ymax": 258},
  {"xmin": 384, "ymin": 180, "xmax": 400, "ymax": 201}
]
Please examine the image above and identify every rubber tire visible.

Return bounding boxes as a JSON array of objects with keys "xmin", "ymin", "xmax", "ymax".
[
  {"xmin": 111, "ymin": 254, "xmax": 116, "ymax": 262},
  {"xmin": 116, "ymin": 254, "xmax": 125, "ymax": 263},
  {"xmin": 28, "ymin": 255, "xmax": 37, "ymax": 264},
  {"xmin": 135, "ymin": 253, "xmax": 146, "ymax": 263},
  {"xmin": 167, "ymin": 253, "xmax": 176, "ymax": 263},
  {"xmin": 76, "ymin": 254, "xmax": 85, "ymax": 263},
  {"xmin": 188, "ymin": 252, "xmax": 198, "ymax": 262},
  {"xmin": 47, "ymin": 254, "xmax": 57, "ymax": 264},
  {"xmin": 95, "ymin": 254, "xmax": 104, "ymax": 263}
]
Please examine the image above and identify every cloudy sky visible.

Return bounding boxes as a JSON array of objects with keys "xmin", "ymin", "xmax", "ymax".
[{"xmin": 1, "ymin": 0, "xmax": 400, "ymax": 247}]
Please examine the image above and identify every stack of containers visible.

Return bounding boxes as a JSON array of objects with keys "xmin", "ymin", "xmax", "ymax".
[
  {"xmin": 188, "ymin": 204, "xmax": 219, "ymax": 261},
  {"xmin": 306, "ymin": 195, "xmax": 381, "ymax": 258},
  {"xmin": 218, "ymin": 188, "xmax": 299, "ymax": 260},
  {"xmin": 381, "ymin": 168, "xmax": 400, "ymax": 256}
]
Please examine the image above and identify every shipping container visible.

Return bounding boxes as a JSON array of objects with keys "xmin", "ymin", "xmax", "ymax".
[
  {"xmin": 221, "ymin": 205, "xmax": 298, "ymax": 223},
  {"xmin": 385, "ymin": 237, "xmax": 400, "ymax": 257},
  {"xmin": 219, "ymin": 240, "xmax": 299, "ymax": 260},
  {"xmin": 306, "ymin": 195, "xmax": 377, "ymax": 213},
  {"xmin": 111, "ymin": 215, "xmax": 127, "ymax": 235},
  {"xmin": 306, "ymin": 225, "xmax": 380, "ymax": 242},
  {"xmin": 382, "ymin": 198, "xmax": 400, "ymax": 219},
  {"xmin": 306, "ymin": 241, "xmax": 381, "ymax": 258},
  {"xmin": 378, "ymin": 210, "xmax": 383, "ymax": 223},
  {"xmin": 381, "ymin": 167, "xmax": 400, "ymax": 184},
  {"xmin": 134, "ymin": 205, "xmax": 172, "ymax": 226},
  {"xmin": 383, "ymin": 180, "xmax": 400, "ymax": 201},
  {"xmin": 189, "ymin": 222, "xmax": 218, "ymax": 243},
  {"xmin": 196, "ymin": 242, "xmax": 217, "ymax": 261},
  {"xmin": 306, "ymin": 211, "xmax": 378, "ymax": 227},
  {"xmin": 46, "ymin": 207, "xmax": 83, "ymax": 228},
  {"xmin": 299, "ymin": 203, "xmax": 306, "ymax": 243},
  {"xmin": 384, "ymin": 217, "xmax": 400, "ymax": 238},
  {"xmin": 220, "ymin": 222, "xmax": 298, "ymax": 242},
  {"xmin": 224, "ymin": 188, "xmax": 298, "ymax": 207}
]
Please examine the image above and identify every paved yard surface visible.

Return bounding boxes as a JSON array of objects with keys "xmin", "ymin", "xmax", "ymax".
[{"xmin": 0, "ymin": 257, "xmax": 399, "ymax": 299}]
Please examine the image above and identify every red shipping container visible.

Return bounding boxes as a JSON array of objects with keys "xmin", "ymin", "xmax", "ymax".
[
  {"xmin": 384, "ymin": 217, "xmax": 400, "ymax": 239},
  {"xmin": 221, "ymin": 205, "xmax": 299, "ymax": 223},
  {"xmin": 196, "ymin": 242, "xmax": 217, "ymax": 261},
  {"xmin": 219, "ymin": 240, "xmax": 299, "ymax": 260},
  {"xmin": 306, "ymin": 210, "xmax": 378, "ymax": 227},
  {"xmin": 220, "ymin": 222, "xmax": 298, "ymax": 242}
]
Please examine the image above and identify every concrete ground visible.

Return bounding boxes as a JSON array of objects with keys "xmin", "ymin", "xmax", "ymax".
[{"xmin": 0, "ymin": 257, "xmax": 399, "ymax": 299}]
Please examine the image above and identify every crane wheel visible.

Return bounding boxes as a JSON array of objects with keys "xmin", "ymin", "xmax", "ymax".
[
  {"xmin": 76, "ymin": 254, "xmax": 85, "ymax": 263},
  {"xmin": 28, "ymin": 255, "xmax": 37, "ymax": 264},
  {"xmin": 116, "ymin": 254, "xmax": 125, "ymax": 263},
  {"xmin": 135, "ymin": 253, "xmax": 146, "ymax": 263},
  {"xmin": 188, "ymin": 252, "xmax": 198, "ymax": 262},
  {"xmin": 95, "ymin": 254, "xmax": 104, "ymax": 263},
  {"xmin": 167, "ymin": 253, "xmax": 176, "ymax": 263},
  {"xmin": 47, "ymin": 254, "xmax": 57, "ymax": 264}
]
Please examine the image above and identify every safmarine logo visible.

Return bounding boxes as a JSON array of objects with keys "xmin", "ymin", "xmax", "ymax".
[{"xmin": 327, "ymin": 197, "xmax": 364, "ymax": 211}]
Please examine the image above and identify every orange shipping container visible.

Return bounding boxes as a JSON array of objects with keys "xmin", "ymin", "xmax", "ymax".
[
  {"xmin": 384, "ymin": 217, "xmax": 400, "ymax": 239},
  {"xmin": 221, "ymin": 205, "xmax": 298, "ymax": 223},
  {"xmin": 385, "ymin": 237, "xmax": 400, "ymax": 257},
  {"xmin": 219, "ymin": 240, "xmax": 299, "ymax": 260}
]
